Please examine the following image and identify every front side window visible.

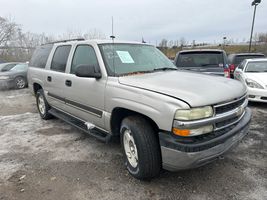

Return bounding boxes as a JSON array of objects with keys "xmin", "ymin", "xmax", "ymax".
[
  {"xmin": 51, "ymin": 45, "xmax": 71, "ymax": 72},
  {"xmin": 99, "ymin": 44, "xmax": 175, "ymax": 76},
  {"xmin": 0, "ymin": 63, "xmax": 17, "ymax": 72},
  {"xmin": 71, "ymin": 45, "xmax": 99, "ymax": 74}
]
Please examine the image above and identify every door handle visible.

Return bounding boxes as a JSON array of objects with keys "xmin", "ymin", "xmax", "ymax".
[
  {"xmin": 65, "ymin": 80, "xmax": 72, "ymax": 87},
  {"xmin": 47, "ymin": 76, "xmax": 52, "ymax": 82}
]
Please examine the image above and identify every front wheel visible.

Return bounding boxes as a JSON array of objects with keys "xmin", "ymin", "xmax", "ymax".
[
  {"xmin": 15, "ymin": 76, "xmax": 26, "ymax": 89},
  {"xmin": 120, "ymin": 116, "xmax": 161, "ymax": 180}
]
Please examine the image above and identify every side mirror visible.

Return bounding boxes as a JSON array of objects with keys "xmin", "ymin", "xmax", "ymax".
[{"xmin": 75, "ymin": 64, "xmax": 101, "ymax": 79}]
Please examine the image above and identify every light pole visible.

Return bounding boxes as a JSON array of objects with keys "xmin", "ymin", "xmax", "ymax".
[{"xmin": 249, "ymin": 0, "xmax": 261, "ymax": 52}]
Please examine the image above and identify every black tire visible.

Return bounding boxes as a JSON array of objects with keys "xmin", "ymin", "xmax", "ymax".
[
  {"xmin": 14, "ymin": 76, "xmax": 26, "ymax": 89},
  {"xmin": 120, "ymin": 115, "xmax": 161, "ymax": 180},
  {"xmin": 36, "ymin": 89, "xmax": 53, "ymax": 120}
]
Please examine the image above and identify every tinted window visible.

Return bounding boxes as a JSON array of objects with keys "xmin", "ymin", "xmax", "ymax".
[
  {"xmin": 71, "ymin": 45, "xmax": 99, "ymax": 74},
  {"xmin": 29, "ymin": 44, "xmax": 53, "ymax": 68},
  {"xmin": 51, "ymin": 45, "xmax": 71, "ymax": 72},
  {"xmin": 234, "ymin": 55, "xmax": 265, "ymax": 65},
  {"xmin": 176, "ymin": 52, "xmax": 224, "ymax": 68}
]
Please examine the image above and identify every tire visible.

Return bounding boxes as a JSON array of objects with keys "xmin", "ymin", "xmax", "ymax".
[
  {"xmin": 120, "ymin": 115, "xmax": 161, "ymax": 180},
  {"xmin": 14, "ymin": 76, "xmax": 26, "ymax": 89},
  {"xmin": 36, "ymin": 89, "xmax": 53, "ymax": 120}
]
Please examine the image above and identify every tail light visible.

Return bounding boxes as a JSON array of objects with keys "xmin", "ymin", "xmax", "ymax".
[
  {"xmin": 229, "ymin": 64, "xmax": 236, "ymax": 72},
  {"xmin": 224, "ymin": 68, "xmax": 230, "ymax": 78}
]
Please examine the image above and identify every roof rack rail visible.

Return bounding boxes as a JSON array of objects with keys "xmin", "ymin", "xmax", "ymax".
[{"xmin": 43, "ymin": 38, "xmax": 85, "ymax": 45}]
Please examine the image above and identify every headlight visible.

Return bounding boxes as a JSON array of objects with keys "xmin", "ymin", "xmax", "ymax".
[
  {"xmin": 0, "ymin": 75, "xmax": 10, "ymax": 80},
  {"xmin": 245, "ymin": 79, "xmax": 263, "ymax": 89},
  {"xmin": 174, "ymin": 106, "xmax": 213, "ymax": 121}
]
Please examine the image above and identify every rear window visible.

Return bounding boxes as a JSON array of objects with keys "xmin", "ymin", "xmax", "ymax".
[
  {"xmin": 176, "ymin": 52, "xmax": 224, "ymax": 68},
  {"xmin": 234, "ymin": 55, "xmax": 265, "ymax": 65},
  {"xmin": 29, "ymin": 44, "xmax": 53, "ymax": 68}
]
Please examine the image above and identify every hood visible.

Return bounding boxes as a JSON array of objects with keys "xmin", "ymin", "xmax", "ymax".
[
  {"xmin": 245, "ymin": 73, "xmax": 267, "ymax": 86},
  {"xmin": 0, "ymin": 71, "xmax": 13, "ymax": 76},
  {"xmin": 118, "ymin": 71, "xmax": 246, "ymax": 107}
]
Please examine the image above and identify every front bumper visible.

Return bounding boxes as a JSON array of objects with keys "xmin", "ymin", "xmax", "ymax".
[
  {"xmin": 159, "ymin": 108, "xmax": 251, "ymax": 171},
  {"xmin": 0, "ymin": 79, "xmax": 15, "ymax": 89},
  {"xmin": 248, "ymin": 87, "xmax": 267, "ymax": 103}
]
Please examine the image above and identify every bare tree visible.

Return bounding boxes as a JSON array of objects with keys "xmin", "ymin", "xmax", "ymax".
[
  {"xmin": 159, "ymin": 39, "xmax": 168, "ymax": 48},
  {"xmin": 0, "ymin": 16, "xmax": 18, "ymax": 46}
]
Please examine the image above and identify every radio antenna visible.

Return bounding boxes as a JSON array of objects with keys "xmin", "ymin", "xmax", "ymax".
[
  {"xmin": 110, "ymin": 16, "xmax": 116, "ymax": 75},
  {"xmin": 110, "ymin": 16, "xmax": 115, "ymax": 41}
]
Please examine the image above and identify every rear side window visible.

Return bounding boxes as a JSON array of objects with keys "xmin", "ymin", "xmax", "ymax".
[
  {"xmin": 29, "ymin": 44, "xmax": 53, "ymax": 68},
  {"xmin": 51, "ymin": 45, "xmax": 71, "ymax": 72},
  {"xmin": 71, "ymin": 45, "xmax": 99, "ymax": 74}
]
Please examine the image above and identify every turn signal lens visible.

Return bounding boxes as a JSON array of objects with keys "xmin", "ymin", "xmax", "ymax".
[
  {"xmin": 172, "ymin": 128, "xmax": 190, "ymax": 136},
  {"xmin": 172, "ymin": 125, "xmax": 213, "ymax": 137}
]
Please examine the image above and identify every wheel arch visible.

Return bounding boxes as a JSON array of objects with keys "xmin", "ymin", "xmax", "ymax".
[
  {"xmin": 110, "ymin": 107, "xmax": 160, "ymax": 137},
  {"xmin": 33, "ymin": 82, "xmax": 43, "ymax": 95}
]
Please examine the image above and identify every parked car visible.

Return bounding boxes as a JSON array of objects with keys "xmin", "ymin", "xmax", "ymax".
[
  {"xmin": 28, "ymin": 39, "xmax": 251, "ymax": 180},
  {"xmin": 173, "ymin": 49, "xmax": 230, "ymax": 78},
  {"xmin": 0, "ymin": 62, "xmax": 28, "ymax": 89},
  {"xmin": 228, "ymin": 53, "xmax": 265, "ymax": 78},
  {"xmin": 234, "ymin": 58, "xmax": 267, "ymax": 103}
]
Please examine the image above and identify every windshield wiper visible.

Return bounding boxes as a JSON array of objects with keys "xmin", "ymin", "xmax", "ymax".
[
  {"xmin": 201, "ymin": 64, "xmax": 218, "ymax": 66},
  {"xmin": 153, "ymin": 67, "xmax": 177, "ymax": 71}
]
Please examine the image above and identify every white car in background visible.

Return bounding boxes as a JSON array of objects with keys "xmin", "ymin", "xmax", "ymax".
[{"xmin": 234, "ymin": 58, "xmax": 267, "ymax": 103}]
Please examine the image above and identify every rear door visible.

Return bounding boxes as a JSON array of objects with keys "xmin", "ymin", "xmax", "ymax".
[{"xmin": 45, "ymin": 45, "xmax": 72, "ymax": 111}]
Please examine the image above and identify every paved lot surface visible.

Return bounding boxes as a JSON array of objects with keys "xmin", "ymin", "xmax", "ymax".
[{"xmin": 0, "ymin": 89, "xmax": 266, "ymax": 200}]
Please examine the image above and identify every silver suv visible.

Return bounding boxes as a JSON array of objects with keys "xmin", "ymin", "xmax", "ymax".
[{"xmin": 28, "ymin": 39, "xmax": 251, "ymax": 180}]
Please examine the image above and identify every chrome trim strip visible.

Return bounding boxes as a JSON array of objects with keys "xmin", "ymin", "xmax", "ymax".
[
  {"xmin": 173, "ymin": 99, "xmax": 248, "ymax": 129},
  {"xmin": 214, "ymin": 111, "xmax": 246, "ymax": 131},
  {"xmin": 51, "ymin": 106, "xmax": 109, "ymax": 133},
  {"xmin": 214, "ymin": 94, "xmax": 247, "ymax": 108}
]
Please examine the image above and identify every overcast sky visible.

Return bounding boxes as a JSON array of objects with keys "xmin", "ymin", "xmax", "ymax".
[{"xmin": 0, "ymin": 0, "xmax": 266, "ymax": 45}]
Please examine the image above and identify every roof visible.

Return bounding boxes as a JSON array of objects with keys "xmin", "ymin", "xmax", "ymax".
[
  {"xmin": 44, "ymin": 39, "xmax": 151, "ymax": 46},
  {"xmin": 228, "ymin": 53, "xmax": 265, "ymax": 56},
  {"xmin": 245, "ymin": 58, "xmax": 267, "ymax": 62},
  {"xmin": 178, "ymin": 49, "xmax": 225, "ymax": 53}
]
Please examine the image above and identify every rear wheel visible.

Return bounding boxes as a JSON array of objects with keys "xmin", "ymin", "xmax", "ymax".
[
  {"xmin": 120, "ymin": 116, "xmax": 161, "ymax": 180},
  {"xmin": 36, "ymin": 89, "xmax": 53, "ymax": 120},
  {"xmin": 15, "ymin": 77, "xmax": 26, "ymax": 89}
]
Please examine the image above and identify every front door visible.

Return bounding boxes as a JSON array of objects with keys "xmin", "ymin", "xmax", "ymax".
[{"xmin": 63, "ymin": 44, "xmax": 106, "ymax": 129}]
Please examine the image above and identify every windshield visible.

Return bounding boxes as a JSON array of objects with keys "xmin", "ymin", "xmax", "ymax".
[
  {"xmin": 99, "ymin": 44, "xmax": 176, "ymax": 76},
  {"xmin": 177, "ymin": 52, "xmax": 224, "ymax": 68},
  {"xmin": 245, "ymin": 61, "xmax": 267, "ymax": 72},
  {"xmin": 10, "ymin": 63, "xmax": 28, "ymax": 71}
]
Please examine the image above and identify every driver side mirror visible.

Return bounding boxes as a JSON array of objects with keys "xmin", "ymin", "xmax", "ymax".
[{"xmin": 75, "ymin": 64, "xmax": 101, "ymax": 79}]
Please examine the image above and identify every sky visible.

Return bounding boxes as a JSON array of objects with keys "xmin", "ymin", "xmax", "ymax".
[{"xmin": 0, "ymin": 0, "xmax": 266, "ymax": 45}]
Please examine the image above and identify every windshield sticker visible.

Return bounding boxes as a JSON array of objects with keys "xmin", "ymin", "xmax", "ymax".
[{"xmin": 116, "ymin": 51, "xmax": 134, "ymax": 63}]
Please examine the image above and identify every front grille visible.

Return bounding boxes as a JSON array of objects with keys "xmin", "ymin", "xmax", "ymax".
[
  {"xmin": 216, "ymin": 116, "xmax": 239, "ymax": 128},
  {"xmin": 215, "ymin": 96, "xmax": 246, "ymax": 114}
]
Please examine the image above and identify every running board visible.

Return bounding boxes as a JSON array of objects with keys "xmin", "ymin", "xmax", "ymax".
[{"xmin": 48, "ymin": 108, "xmax": 111, "ymax": 143}]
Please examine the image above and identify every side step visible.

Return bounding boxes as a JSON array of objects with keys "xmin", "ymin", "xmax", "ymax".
[{"xmin": 48, "ymin": 108, "xmax": 111, "ymax": 143}]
